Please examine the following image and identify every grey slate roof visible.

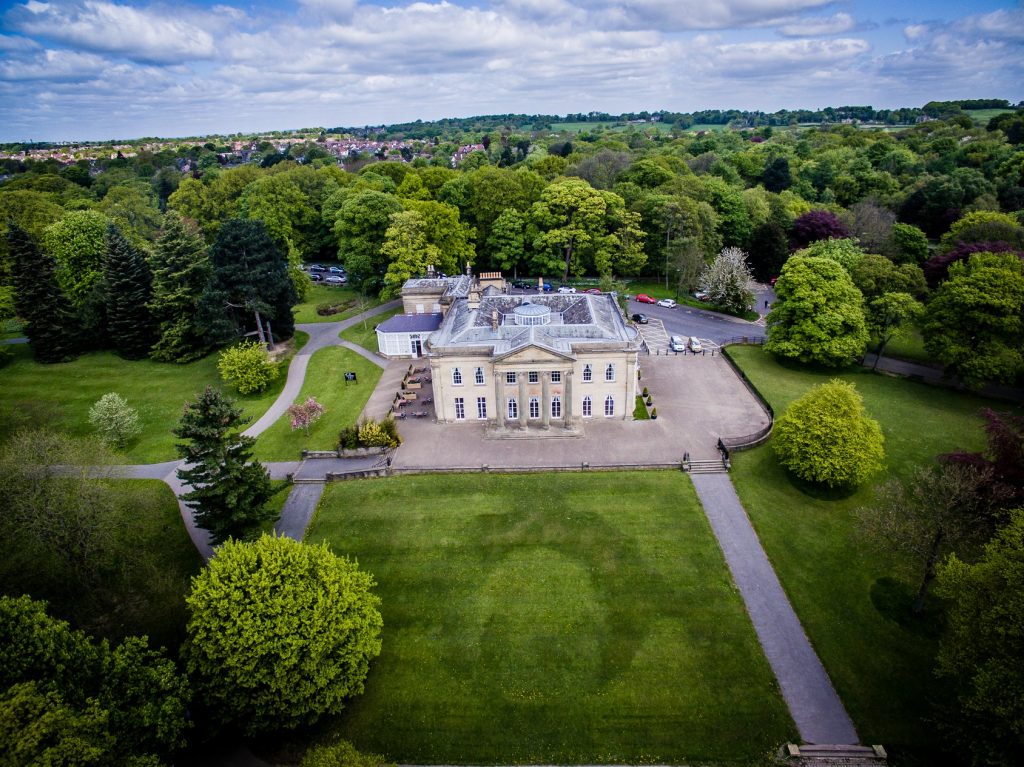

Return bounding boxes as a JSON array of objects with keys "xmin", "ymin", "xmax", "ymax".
[
  {"xmin": 377, "ymin": 313, "xmax": 444, "ymax": 333},
  {"xmin": 427, "ymin": 293, "xmax": 639, "ymax": 357}
]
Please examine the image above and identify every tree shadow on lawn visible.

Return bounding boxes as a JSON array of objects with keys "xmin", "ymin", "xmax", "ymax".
[{"xmin": 869, "ymin": 577, "xmax": 946, "ymax": 640}]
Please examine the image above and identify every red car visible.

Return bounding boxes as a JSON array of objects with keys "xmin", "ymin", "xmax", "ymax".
[
  {"xmin": 635, "ymin": 294, "xmax": 657, "ymax": 304},
  {"xmin": 584, "ymin": 288, "xmax": 601, "ymax": 294}
]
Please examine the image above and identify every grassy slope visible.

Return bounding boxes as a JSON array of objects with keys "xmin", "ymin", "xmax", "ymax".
[
  {"xmin": 293, "ymin": 284, "xmax": 382, "ymax": 324},
  {"xmin": 339, "ymin": 308, "xmax": 402, "ymax": 353},
  {"xmin": 726, "ymin": 345, "xmax": 1004, "ymax": 752},
  {"xmin": 0, "ymin": 343, "xmax": 298, "ymax": 463},
  {"xmin": 253, "ymin": 346, "xmax": 382, "ymax": 460},
  {"xmin": 307, "ymin": 471, "xmax": 794, "ymax": 764}
]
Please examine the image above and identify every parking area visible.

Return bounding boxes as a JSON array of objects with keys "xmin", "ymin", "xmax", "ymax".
[{"xmin": 369, "ymin": 351, "xmax": 769, "ymax": 469}]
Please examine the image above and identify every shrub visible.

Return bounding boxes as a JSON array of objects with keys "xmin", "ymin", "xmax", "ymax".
[
  {"xmin": 300, "ymin": 739, "xmax": 394, "ymax": 767},
  {"xmin": 0, "ymin": 345, "xmax": 13, "ymax": 369},
  {"xmin": 379, "ymin": 416, "xmax": 401, "ymax": 447},
  {"xmin": 217, "ymin": 341, "xmax": 279, "ymax": 395},
  {"xmin": 642, "ymin": 387, "xmax": 649, "ymax": 397},
  {"xmin": 650, "ymin": 407, "xmax": 657, "ymax": 418},
  {"xmin": 87, "ymin": 392, "xmax": 142, "ymax": 448},
  {"xmin": 772, "ymin": 379, "xmax": 884, "ymax": 488},
  {"xmin": 358, "ymin": 419, "xmax": 390, "ymax": 448},
  {"xmin": 338, "ymin": 425, "xmax": 360, "ymax": 450}
]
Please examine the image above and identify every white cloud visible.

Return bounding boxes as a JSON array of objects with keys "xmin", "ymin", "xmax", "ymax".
[
  {"xmin": 705, "ymin": 37, "xmax": 870, "ymax": 76},
  {"xmin": 0, "ymin": 33, "xmax": 41, "ymax": 51},
  {"xmin": 297, "ymin": 0, "xmax": 356, "ymax": 21},
  {"xmin": 778, "ymin": 12, "xmax": 855, "ymax": 37},
  {"xmin": 9, "ymin": 0, "xmax": 217, "ymax": 63},
  {"xmin": 0, "ymin": 48, "xmax": 110, "ymax": 80},
  {"xmin": 577, "ymin": 0, "xmax": 836, "ymax": 31}
]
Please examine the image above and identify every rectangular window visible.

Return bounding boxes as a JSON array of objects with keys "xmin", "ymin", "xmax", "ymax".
[
  {"xmin": 551, "ymin": 371, "xmax": 561, "ymax": 383},
  {"xmin": 454, "ymin": 397, "xmax": 465, "ymax": 420},
  {"xmin": 605, "ymin": 363, "xmax": 615, "ymax": 382},
  {"xmin": 551, "ymin": 396, "xmax": 561, "ymax": 418},
  {"xmin": 507, "ymin": 397, "xmax": 518, "ymax": 420},
  {"xmin": 528, "ymin": 371, "xmax": 539, "ymax": 383},
  {"xmin": 477, "ymin": 397, "xmax": 487, "ymax": 419},
  {"xmin": 506, "ymin": 372, "xmax": 517, "ymax": 385},
  {"xmin": 474, "ymin": 367, "xmax": 485, "ymax": 385},
  {"xmin": 529, "ymin": 397, "xmax": 539, "ymax": 419},
  {"xmin": 452, "ymin": 367, "xmax": 463, "ymax": 386}
]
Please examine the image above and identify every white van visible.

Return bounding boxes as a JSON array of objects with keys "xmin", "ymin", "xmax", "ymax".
[{"xmin": 669, "ymin": 335, "xmax": 687, "ymax": 352}]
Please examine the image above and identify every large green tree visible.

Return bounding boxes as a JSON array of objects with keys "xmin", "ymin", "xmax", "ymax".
[
  {"xmin": 529, "ymin": 177, "xmax": 608, "ymax": 280},
  {"xmin": 765, "ymin": 255, "xmax": 868, "ymax": 366},
  {"xmin": 935, "ymin": 509, "xmax": 1024, "ymax": 764},
  {"xmin": 8, "ymin": 224, "xmax": 80, "ymax": 363},
  {"xmin": 865, "ymin": 291, "xmax": 924, "ymax": 366},
  {"xmin": 0, "ymin": 594, "xmax": 190, "ymax": 765},
  {"xmin": 174, "ymin": 386, "xmax": 277, "ymax": 545},
  {"xmin": 148, "ymin": 211, "xmax": 211, "ymax": 363},
  {"xmin": 922, "ymin": 252, "xmax": 1024, "ymax": 388},
  {"xmin": 380, "ymin": 211, "xmax": 440, "ymax": 300},
  {"xmin": 772, "ymin": 379, "xmax": 885, "ymax": 488},
  {"xmin": 42, "ymin": 210, "xmax": 109, "ymax": 306},
  {"xmin": 183, "ymin": 535, "xmax": 382, "ymax": 734},
  {"xmin": 332, "ymin": 190, "xmax": 404, "ymax": 290},
  {"xmin": 199, "ymin": 218, "xmax": 297, "ymax": 347},
  {"xmin": 103, "ymin": 225, "xmax": 155, "ymax": 360}
]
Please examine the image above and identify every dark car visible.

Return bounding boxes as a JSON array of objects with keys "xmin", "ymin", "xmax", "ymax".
[
  {"xmin": 512, "ymin": 280, "xmax": 532, "ymax": 290},
  {"xmin": 308, "ymin": 264, "xmax": 326, "ymax": 272},
  {"xmin": 329, "ymin": 266, "xmax": 345, "ymax": 274},
  {"xmin": 541, "ymin": 282, "xmax": 553, "ymax": 292},
  {"xmin": 308, "ymin": 272, "xmax": 323, "ymax": 282},
  {"xmin": 631, "ymin": 313, "xmax": 648, "ymax": 324}
]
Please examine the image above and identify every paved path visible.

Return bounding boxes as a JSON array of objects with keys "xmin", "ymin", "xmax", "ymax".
[
  {"xmin": 690, "ymin": 472, "xmax": 859, "ymax": 745},
  {"xmin": 274, "ymin": 482, "xmax": 325, "ymax": 540}
]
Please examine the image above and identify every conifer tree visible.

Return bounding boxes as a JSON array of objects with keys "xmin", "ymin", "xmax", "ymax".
[
  {"xmin": 148, "ymin": 212, "xmax": 211, "ymax": 362},
  {"xmin": 174, "ymin": 386, "xmax": 277, "ymax": 545},
  {"xmin": 8, "ymin": 224, "xmax": 79, "ymax": 363},
  {"xmin": 104, "ymin": 225, "xmax": 154, "ymax": 360},
  {"xmin": 199, "ymin": 219, "xmax": 297, "ymax": 348}
]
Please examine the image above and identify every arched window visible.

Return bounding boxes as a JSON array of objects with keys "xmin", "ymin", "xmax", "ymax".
[
  {"xmin": 582, "ymin": 364, "xmax": 592, "ymax": 382},
  {"xmin": 529, "ymin": 397, "xmax": 540, "ymax": 418},
  {"xmin": 551, "ymin": 396, "xmax": 562, "ymax": 418},
  {"xmin": 507, "ymin": 397, "xmax": 518, "ymax": 420},
  {"xmin": 452, "ymin": 367, "xmax": 463, "ymax": 386},
  {"xmin": 474, "ymin": 367, "xmax": 485, "ymax": 385},
  {"xmin": 604, "ymin": 395, "xmax": 615, "ymax": 416},
  {"xmin": 605, "ymin": 363, "xmax": 615, "ymax": 381},
  {"xmin": 582, "ymin": 396, "xmax": 592, "ymax": 417}
]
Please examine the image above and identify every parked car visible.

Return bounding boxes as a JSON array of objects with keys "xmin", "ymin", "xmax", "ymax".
[
  {"xmin": 769, "ymin": 276, "xmax": 778, "ymax": 286},
  {"xmin": 325, "ymin": 275, "xmax": 347, "ymax": 285},
  {"xmin": 669, "ymin": 335, "xmax": 687, "ymax": 352},
  {"xmin": 329, "ymin": 266, "xmax": 345, "ymax": 274},
  {"xmin": 541, "ymin": 282, "xmax": 553, "ymax": 292},
  {"xmin": 635, "ymin": 293, "xmax": 657, "ymax": 304},
  {"xmin": 557, "ymin": 285, "xmax": 576, "ymax": 294},
  {"xmin": 688, "ymin": 336, "xmax": 703, "ymax": 353},
  {"xmin": 693, "ymin": 290, "xmax": 709, "ymax": 301},
  {"xmin": 308, "ymin": 272, "xmax": 323, "ymax": 282},
  {"xmin": 631, "ymin": 313, "xmax": 648, "ymax": 324},
  {"xmin": 656, "ymin": 298, "xmax": 677, "ymax": 308},
  {"xmin": 308, "ymin": 263, "xmax": 326, "ymax": 272},
  {"xmin": 512, "ymin": 280, "xmax": 532, "ymax": 289},
  {"xmin": 583, "ymin": 288, "xmax": 601, "ymax": 294}
]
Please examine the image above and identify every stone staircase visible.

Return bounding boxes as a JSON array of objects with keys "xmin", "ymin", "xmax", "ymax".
[
  {"xmin": 783, "ymin": 743, "xmax": 888, "ymax": 766},
  {"xmin": 685, "ymin": 458, "xmax": 729, "ymax": 474}
]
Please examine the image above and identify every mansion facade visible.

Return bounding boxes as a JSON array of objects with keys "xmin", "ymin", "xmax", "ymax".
[{"xmin": 376, "ymin": 271, "xmax": 642, "ymax": 429}]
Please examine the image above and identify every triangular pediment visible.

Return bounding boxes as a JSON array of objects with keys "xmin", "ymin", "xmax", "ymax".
[{"xmin": 493, "ymin": 343, "xmax": 575, "ymax": 364}]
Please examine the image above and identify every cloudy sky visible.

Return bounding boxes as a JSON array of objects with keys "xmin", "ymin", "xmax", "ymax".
[{"xmin": 1, "ymin": 0, "xmax": 1022, "ymax": 142}]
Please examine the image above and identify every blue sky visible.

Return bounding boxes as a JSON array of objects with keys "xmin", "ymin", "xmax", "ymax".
[{"xmin": 1, "ymin": 0, "xmax": 1022, "ymax": 142}]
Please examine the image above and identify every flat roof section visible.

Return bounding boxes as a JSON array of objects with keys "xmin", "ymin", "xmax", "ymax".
[{"xmin": 377, "ymin": 313, "xmax": 444, "ymax": 333}]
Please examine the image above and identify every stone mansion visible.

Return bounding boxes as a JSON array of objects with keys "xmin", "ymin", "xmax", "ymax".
[{"xmin": 376, "ymin": 270, "xmax": 642, "ymax": 430}]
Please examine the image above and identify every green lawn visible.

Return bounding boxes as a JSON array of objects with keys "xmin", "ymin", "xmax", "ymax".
[
  {"xmin": 0, "ymin": 339, "xmax": 300, "ymax": 464},
  {"xmin": 306, "ymin": 472, "xmax": 795, "ymax": 764},
  {"xmin": 725, "ymin": 345, "xmax": 1006, "ymax": 755},
  {"xmin": 0, "ymin": 478, "xmax": 202, "ymax": 650},
  {"xmin": 965, "ymin": 108, "xmax": 1015, "ymax": 124},
  {"xmin": 879, "ymin": 328, "xmax": 932, "ymax": 365},
  {"xmin": 339, "ymin": 308, "xmax": 402, "ymax": 353},
  {"xmin": 252, "ymin": 347, "xmax": 383, "ymax": 461},
  {"xmin": 293, "ymin": 284, "xmax": 382, "ymax": 324}
]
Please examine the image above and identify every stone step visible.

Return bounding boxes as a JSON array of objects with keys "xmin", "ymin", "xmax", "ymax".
[
  {"xmin": 784, "ymin": 743, "xmax": 888, "ymax": 766},
  {"xmin": 686, "ymin": 460, "xmax": 729, "ymax": 474}
]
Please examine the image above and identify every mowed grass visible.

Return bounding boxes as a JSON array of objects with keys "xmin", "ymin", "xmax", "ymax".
[
  {"xmin": 726, "ymin": 345, "xmax": 1006, "ymax": 754},
  {"xmin": 0, "ymin": 338, "xmax": 302, "ymax": 463},
  {"xmin": 339, "ymin": 308, "xmax": 401, "ymax": 353},
  {"xmin": 293, "ymin": 284, "xmax": 382, "ymax": 324},
  {"xmin": 252, "ymin": 347, "xmax": 382, "ymax": 461},
  {"xmin": 307, "ymin": 471, "xmax": 795, "ymax": 764}
]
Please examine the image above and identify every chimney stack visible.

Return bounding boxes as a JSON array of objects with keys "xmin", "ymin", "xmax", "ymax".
[{"xmin": 491, "ymin": 310, "xmax": 499, "ymax": 331}]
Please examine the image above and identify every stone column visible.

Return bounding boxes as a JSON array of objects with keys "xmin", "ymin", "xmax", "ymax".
[
  {"xmin": 564, "ymin": 370, "xmax": 574, "ymax": 427},
  {"xmin": 495, "ymin": 372, "xmax": 505, "ymax": 428},
  {"xmin": 518, "ymin": 373, "xmax": 527, "ymax": 428},
  {"xmin": 541, "ymin": 372, "xmax": 550, "ymax": 430}
]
